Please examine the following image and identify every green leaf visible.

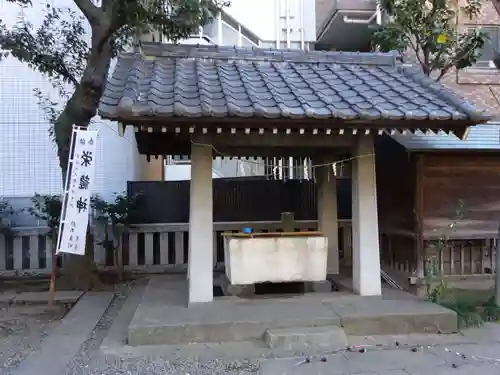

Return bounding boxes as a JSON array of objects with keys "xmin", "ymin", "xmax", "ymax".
[
  {"xmin": 372, "ymin": 0, "xmax": 487, "ymax": 79},
  {"xmin": 91, "ymin": 191, "xmax": 142, "ymax": 227},
  {"xmin": 0, "ymin": 199, "xmax": 16, "ymax": 236},
  {"xmin": 29, "ymin": 193, "xmax": 62, "ymax": 231}
]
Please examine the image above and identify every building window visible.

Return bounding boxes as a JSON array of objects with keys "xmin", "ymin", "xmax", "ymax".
[{"xmin": 468, "ymin": 26, "xmax": 500, "ymax": 69}]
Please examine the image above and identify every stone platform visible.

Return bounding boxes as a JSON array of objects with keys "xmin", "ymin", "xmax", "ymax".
[{"xmin": 127, "ymin": 275, "xmax": 458, "ymax": 347}]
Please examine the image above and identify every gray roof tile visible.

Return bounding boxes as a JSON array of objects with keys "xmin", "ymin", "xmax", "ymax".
[
  {"xmin": 391, "ymin": 122, "xmax": 500, "ymax": 150},
  {"xmin": 99, "ymin": 43, "xmax": 491, "ymax": 123}
]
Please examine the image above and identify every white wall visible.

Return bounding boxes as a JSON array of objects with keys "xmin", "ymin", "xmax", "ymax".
[
  {"xmin": 90, "ymin": 123, "xmax": 140, "ymax": 201},
  {"xmin": 0, "ymin": 0, "xmax": 140, "ymax": 199},
  {"xmin": 0, "ymin": 59, "xmax": 62, "ymax": 196},
  {"xmin": 165, "ymin": 165, "xmax": 223, "ymax": 181},
  {"xmin": 225, "ymin": 0, "xmax": 316, "ymax": 43}
]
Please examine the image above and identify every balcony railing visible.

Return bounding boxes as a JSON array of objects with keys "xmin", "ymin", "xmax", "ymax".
[
  {"xmin": 161, "ymin": 9, "xmax": 312, "ymax": 50},
  {"xmin": 203, "ymin": 12, "xmax": 261, "ymax": 47}
]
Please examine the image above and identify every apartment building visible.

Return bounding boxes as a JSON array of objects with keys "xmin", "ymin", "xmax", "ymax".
[
  {"xmin": 443, "ymin": 2, "xmax": 500, "ymax": 117},
  {"xmin": 0, "ymin": 0, "xmax": 316, "ymax": 208},
  {"xmin": 316, "ymin": 0, "xmax": 380, "ymax": 52},
  {"xmin": 1, "ymin": 0, "xmax": 498, "ymax": 207},
  {"xmin": 162, "ymin": 0, "xmax": 317, "ymax": 180},
  {"xmin": 1, "ymin": 0, "xmax": 323, "ymax": 195},
  {"xmin": 2, "ymin": 0, "xmax": 499, "ymax": 282},
  {"xmin": 0, "ymin": 1, "xmax": 140, "ymax": 204}
]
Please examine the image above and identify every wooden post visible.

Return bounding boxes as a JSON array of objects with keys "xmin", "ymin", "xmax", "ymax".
[
  {"xmin": 495, "ymin": 221, "xmax": 500, "ymax": 306},
  {"xmin": 414, "ymin": 154, "xmax": 425, "ymax": 278}
]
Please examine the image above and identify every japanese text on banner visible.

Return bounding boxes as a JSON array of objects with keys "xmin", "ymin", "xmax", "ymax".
[{"xmin": 57, "ymin": 128, "xmax": 98, "ymax": 255}]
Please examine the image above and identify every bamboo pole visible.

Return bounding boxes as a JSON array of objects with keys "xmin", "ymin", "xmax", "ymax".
[{"xmin": 49, "ymin": 228, "xmax": 57, "ymax": 305}]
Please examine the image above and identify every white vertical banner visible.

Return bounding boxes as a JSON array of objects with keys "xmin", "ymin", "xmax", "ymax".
[{"xmin": 56, "ymin": 127, "xmax": 99, "ymax": 255}]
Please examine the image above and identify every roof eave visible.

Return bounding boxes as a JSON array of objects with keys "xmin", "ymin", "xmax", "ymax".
[{"xmin": 97, "ymin": 110, "xmax": 480, "ymax": 135}]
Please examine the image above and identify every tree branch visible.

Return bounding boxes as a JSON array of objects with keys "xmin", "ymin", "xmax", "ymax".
[
  {"xmin": 73, "ymin": 0, "xmax": 104, "ymax": 26},
  {"xmin": 0, "ymin": 27, "xmax": 80, "ymax": 86},
  {"xmin": 407, "ymin": 38, "xmax": 430, "ymax": 74},
  {"xmin": 493, "ymin": 0, "xmax": 500, "ymax": 17},
  {"xmin": 434, "ymin": 68, "xmax": 449, "ymax": 82}
]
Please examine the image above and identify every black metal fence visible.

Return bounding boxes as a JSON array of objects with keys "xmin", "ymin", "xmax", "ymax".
[{"xmin": 128, "ymin": 177, "xmax": 352, "ymax": 224}]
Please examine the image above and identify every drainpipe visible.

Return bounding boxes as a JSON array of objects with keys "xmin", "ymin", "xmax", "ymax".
[
  {"xmin": 276, "ymin": 0, "xmax": 281, "ymax": 48},
  {"xmin": 217, "ymin": 12, "xmax": 223, "ymax": 45},
  {"xmin": 238, "ymin": 24, "xmax": 242, "ymax": 47},
  {"xmin": 343, "ymin": 12, "xmax": 377, "ymax": 24},
  {"xmin": 285, "ymin": 0, "xmax": 291, "ymax": 48},
  {"xmin": 299, "ymin": 0, "xmax": 305, "ymax": 50}
]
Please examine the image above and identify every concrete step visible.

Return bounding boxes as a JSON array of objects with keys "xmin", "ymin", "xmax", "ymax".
[
  {"xmin": 0, "ymin": 291, "xmax": 84, "ymax": 306},
  {"xmin": 127, "ymin": 277, "xmax": 458, "ymax": 346},
  {"xmin": 263, "ymin": 325, "xmax": 348, "ymax": 350}
]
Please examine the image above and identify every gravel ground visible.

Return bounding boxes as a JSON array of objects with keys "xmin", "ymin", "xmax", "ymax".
[
  {"xmin": 0, "ymin": 282, "xmax": 261, "ymax": 375},
  {"xmin": 65, "ymin": 282, "xmax": 261, "ymax": 375},
  {"xmin": 7, "ymin": 281, "xmax": 500, "ymax": 375},
  {"xmin": 0, "ymin": 305, "xmax": 63, "ymax": 373}
]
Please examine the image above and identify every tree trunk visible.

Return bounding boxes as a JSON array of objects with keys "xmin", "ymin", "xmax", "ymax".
[
  {"xmin": 54, "ymin": 39, "xmax": 113, "ymax": 174},
  {"xmin": 54, "ymin": 38, "xmax": 112, "ymax": 291}
]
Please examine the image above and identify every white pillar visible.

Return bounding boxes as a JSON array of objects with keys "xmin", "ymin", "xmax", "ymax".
[
  {"xmin": 188, "ymin": 143, "xmax": 214, "ymax": 304},
  {"xmin": 352, "ymin": 136, "xmax": 382, "ymax": 296},
  {"xmin": 316, "ymin": 159, "xmax": 339, "ymax": 275}
]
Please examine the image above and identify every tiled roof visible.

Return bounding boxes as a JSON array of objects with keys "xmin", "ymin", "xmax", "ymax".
[
  {"xmin": 391, "ymin": 123, "xmax": 500, "ymax": 150},
  {"xmin": 98, "ymin": 43, "xmax": 491, "ymax": 124}
]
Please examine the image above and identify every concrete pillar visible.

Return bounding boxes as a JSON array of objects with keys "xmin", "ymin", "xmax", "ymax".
[
  {"xmin": 188, "ymin": 143, "xmax": 214, "ymax": 304},
  {"xmin": 316, "ymin": 159, "xmax": 339, "ymax": 275},
  {"xmin": 139, "ymin": 156, "xmax": 164, "ymax": 181},
  {"xmin": 351, "ymin": 136, "xmax": 382, "ymax": 296}
]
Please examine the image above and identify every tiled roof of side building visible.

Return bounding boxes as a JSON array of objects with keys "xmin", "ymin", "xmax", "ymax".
[
  {"xmin": 391, "ymin": 122, "xmax": 500, "ymax": 151},
  {"xmin": 98, "ymin": 43, "xmax": 491, "ymax": 123}
]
